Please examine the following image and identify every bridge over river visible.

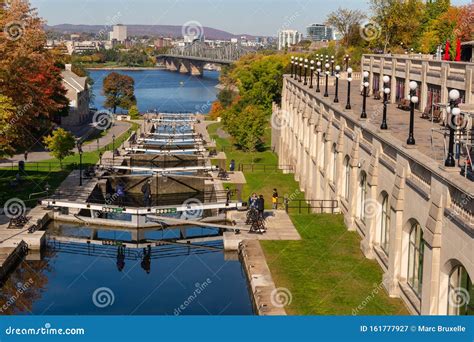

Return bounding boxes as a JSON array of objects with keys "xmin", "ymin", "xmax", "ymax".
[{"xmin": 157, "ymin": 42, "xmax": 256, "ymax": 76}]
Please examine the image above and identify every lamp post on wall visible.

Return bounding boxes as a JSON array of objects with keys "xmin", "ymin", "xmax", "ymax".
[
  {"xmin": 112, "ymin": 133, "xmax": 116, "ymax": 163},
  {"xmin": 299, "ymin": 57, "xmax": 303, "ymax": 82},
  {"xmin": 380, "ymin": 75, "xmax": 390, "ymax": 130},
  {"xmin": 345, "ymin": 67, "xmax": 353, "ymax": 110},
  {"xmin": 334, "ymin": 65, "xmax": 340, "ymax": 103},
  {"xmin": 324, "ymin": 62, "xmax": 330, "ymax": 97},
  {"xmin": 309, "ymin": 60, "xmax": 315, "ymax": 88},
  {"xmin": 316, "ymin": 61, "xmax": 321, "ymax": 93},
  {"xmin": 361, "ymin": 71, "xmax": 369, "ymax": 119},
  {"xmin": 406, "ymin": 81, "xmax": 418, "ymax": 145},
  {"xmin": 445, "ymin": 89, "xmax": 461, "ymax": 167},
  {"xmin": 290, "ymin": 56, "xmax": 295, "ymax": 78},
  {"xmin": 344, "ymin": 55, "xmax": 350, "ymax": 71},
  {"xmin": 303, "ymin": 59, "xmax": 309, "ymax": 85},
  {"xmin": 330, "ymin": 56, "xmax": 335, "ymax": 76}
]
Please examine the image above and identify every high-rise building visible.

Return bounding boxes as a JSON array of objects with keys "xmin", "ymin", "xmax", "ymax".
[
  {"xmin": 306, "ymin": 24, "xmax": 333, "ymax": 42},
  {"xmin": 277, "ymin": 30, "xmax": 302, "ymax": 50},
  {"xmin": 109, "ymin": 24, "xmax": 127, "ymax": 43}
]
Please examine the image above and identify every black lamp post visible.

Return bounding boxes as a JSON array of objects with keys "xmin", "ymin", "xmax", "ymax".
[
  {"xmin": 334, "ymin": 65, "xmax": 340, "ymax": 103},
  {"xmin": 324, "ymin": 62, "xmax": 330, "ymax": 97},
  {"xmin": 406, "ymin": 81, "xmax": 418, "ymax": 145},
  {"xmin": 112, "ymin": 133, "xmax": 116, "ymax": 163},
  {"xmin": 309, "ymin": 60, "xmax": 314, "ymax": 88},
  {"xmin": 346, "ymin": 67, "xmax": 353, "ymax": 110},
  {"xmin": 330, "ymin": 56, "xmax": 335, "ymax": 76},
  {"xmin": 361, "ymin": 71, "xmax": 369, "ymax": 119},
  {"xmin": 77, "ymin": 141, "xmax": 83, "ymax": 186},
  {"xmin": 316, "ymin": 61, "xmax": 321, "ymax": 93},
  {"xmin": 303, "ymin": 59, "xmax": 308, "ymax": 85},
  {"xmin": 344, "ymin": 55, "xmax": 350, "ymax": 71},
  {"xmin": 298, "ymin": 57, "xmax": 303, "ymax": 82},
  {"xmin": 381, "ymin": 75, "xmax": 390, "ymax": 130},
  {"xmin": 99, "ymin": 151, "xmax": 103, "ymax": 165},
  {"xmin": 445, "ymin": 89, "xmax": 461, "ymax": 167}
]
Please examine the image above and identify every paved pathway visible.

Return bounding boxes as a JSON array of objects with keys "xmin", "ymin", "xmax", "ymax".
[
  {"xmin": 294, "ymin": 76, "xmax": 451, "ymax": 163},
  {"xmin": 0, "ymin": 121, "xmax": 132, "ymax": 165}
]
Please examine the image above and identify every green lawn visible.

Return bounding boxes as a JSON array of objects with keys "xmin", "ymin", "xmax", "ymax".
[
  {"xmin": 0, "ymin": 122, "xmax": 139, "ymax": 208},
  {"xmin": 208, "ymin": 120, "xmax": 408, "ymax": 315}
]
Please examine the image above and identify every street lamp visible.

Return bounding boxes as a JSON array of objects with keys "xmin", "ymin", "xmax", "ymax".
[
  {"xmin": 324, "ymin": 62, "xmax": 330, "ymax": 97},
  {"xmin": 77, "ymin": 141, "xmax": 83, "ymax": 187},
  {"xmin": 304, "ymin": 59, "xmax": 309, "ymax": 85},
  {"xmin": 299, "ymin": 57, "xmax": 303, "ymax": 82},
  {"xmin": 344, "ymin": 55, "xmax": 350, "ymax": 71},
  {"xmin": 445, "ymin": 89, "xmax": 461, "ymax": 167},
  {"xmin": 309, "ymin": 60, "xmax": 315, "ymax": 88},
  {"xmin": 381, "ymin": 75, "xmax": 390, "ymax": 130},
  {"xmin": 316, "ymin": 61, "xmax": 321, "ymax": 93},
  {"xmin": 406, "ymin": 81, "xmax": 418, "ymax": 145},
  {"xmin": 334, "ymin": 65, "xmax": 340, "ymax": 103},
  {"xmin": 112, "ymin": 133, "xmax": 116, "ymax": 163},
  {"xmin": 331, "ymin": 56, "xmax": 335, "ymax": 76},
  {"xmin": 361, "ymin": 71, "xmax": 369, "ymax": 119},
  {"xmin": 346, "ymin": 67, "xmax": 353, "ymax": 110}
]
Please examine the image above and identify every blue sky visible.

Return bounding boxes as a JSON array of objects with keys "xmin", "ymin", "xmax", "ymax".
[{"xmin": 30, "ymin": 0, "xmax": 471, "ymax": 36}]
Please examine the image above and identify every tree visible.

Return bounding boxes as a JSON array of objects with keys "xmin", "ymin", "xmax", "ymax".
[
  {"xmin": 325, "ymin": 8, "xmax": 366, "ymax": 47},
  {"xmin": 43, "ymin": 128, "xmax": 76, "ymax": 169},
  {"xmin": 217, "ymin": 88, "xmax": 235, "ymax": 108},
  {"xmin": 0, "ymin": 1, "xmax": 69, "ymax": 150},
  {"xmin": 102, "ymin": 72, "xmax": 136, "ymax": 113},
  {"xmin": 128, "ymin": 105, "xmax": 140, "ymax": 119},
  {"xmin": 0, "ymin": 95, "xmax": 19, "ymax": 158}
]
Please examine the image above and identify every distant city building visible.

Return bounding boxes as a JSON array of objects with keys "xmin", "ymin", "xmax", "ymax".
[
  {"xmin": 154, "ymin": 37, "xmax": 173, "ymax": 49},
  {"xmin": 109, "ymin": 24, "xmax": 127, "ymax": 43},
  {"xmin": 306, "ymin": 24, "xmax": 333, "ymax": 42},
  {"xmin": 65, "ymin": 40, "xmax": 102, "ymax": 55},
  {"xmin": 277, "ymin": 29, "xmax": 303, "ymax": 50}
]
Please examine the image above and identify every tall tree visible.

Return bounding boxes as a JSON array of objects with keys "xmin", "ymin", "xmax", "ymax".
[
  {"xmin": 43, "ymin": 128, "xmax": 76, "ymax": 169},
  {"xmin": 325, "ymin": 8, "xmax": 366, "ymax": 47},
  {"xmin": 0, "ymin": 0, "xmax": 69, "ymax": 150},
  {"xmin": 102, "ymin": 72, "xmax": 136, "ymax": 113}
]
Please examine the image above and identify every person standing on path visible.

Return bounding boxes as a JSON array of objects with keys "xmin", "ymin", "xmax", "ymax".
[
  {"xmin": 272, "ymin": 188, "xmax": 279, "ymax": 210},
  {"xmin": 24, "ymin": 151, "xmax": 28, "ymax": 161},
  {"xmin": 257, "ymin": 194, "xmax": 265, "ymax": 219},
  {"xmin": 141, "ymin": 179, "xmax": 152, "ymax": 207}
]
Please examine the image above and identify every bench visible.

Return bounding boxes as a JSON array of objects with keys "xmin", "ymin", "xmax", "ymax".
[{"xmin": 397, "ymin": 99, "xmax": 411, "ymax": 111}]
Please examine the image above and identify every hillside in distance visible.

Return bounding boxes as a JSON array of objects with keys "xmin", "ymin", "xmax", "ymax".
[{"xmin": 45, "ymin": 24, "xmax": 257, "ymax": 40}]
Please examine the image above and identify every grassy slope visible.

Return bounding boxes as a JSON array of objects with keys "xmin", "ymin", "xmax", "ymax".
[{"xmin": 208, "ymin": 121, "xmax": 408, "ymax": 315}]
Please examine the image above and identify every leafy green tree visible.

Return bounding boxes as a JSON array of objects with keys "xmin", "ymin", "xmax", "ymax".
[
  {"xmin": 325, "ymin": 7, "xmax": 366, "ymax": 47},
  {"xmin": 217, "ymin": 88, "xmax": 235, "ymax": 108},
  {"xmin": 128, "ymin": 105, "xmax": 140, "ymax": 119},
  {"xmin": 103, "ymin": 72, "xmax": 136, "ymax": 113},
  {"xmin": 43, "ymin": 128, "xmax": 76, "ymax": 169}
]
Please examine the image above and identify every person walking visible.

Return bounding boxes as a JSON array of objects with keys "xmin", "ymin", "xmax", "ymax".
[
  {"xmin": 229, "ymin": 159, "xmax": 235, "ymax": 172},
  {"xmin": 257, "ymin": 194, "xmax": 265, "ymax": 219},
  {"xmin": 141, "ymin": 179, "xmax": 152, "ymax": 207},
  {"xmin": 116, "ymin": 182, "xmax": 125, "ymax": 206},
  {"xmin": 272, "ymin": 188, "xmax": 279, "ymax": 210}
]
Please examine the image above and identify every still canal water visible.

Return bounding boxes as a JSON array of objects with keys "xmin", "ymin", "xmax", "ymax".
[
  {"xmin": 1, "ymin": 223, "xmax": 253, "ymax": 315},
  {"xmin": 89, "ymin": 69, "xmax": 220, "ymax": 113}
]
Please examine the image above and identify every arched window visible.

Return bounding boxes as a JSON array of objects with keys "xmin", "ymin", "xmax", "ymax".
[
  {"xmin": 408, "ymin": 222, "xmax": 424, "ymax": 296},
  {"xmin": 331, "ymin": 145, "xmax": 337, "ymax": 183},
  {"xmin": 448, "ymin": 265, "xmax": 473, "ymax": 315},
  {"xmin": 344, "ymin": 157, "xmax": 350, "ymax": 200},
  {"xmin": 380, "ymin": 194, "xmax": 390, "ymax": 254},
  {"xmin": 359, "ymin": 172, "xmax": 367, "ymax": 221}
]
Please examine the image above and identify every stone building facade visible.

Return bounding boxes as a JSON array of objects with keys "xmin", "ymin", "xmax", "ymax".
[{"xmin": 272, "ymin": 75, "xmax": 473, "ymax": 315}]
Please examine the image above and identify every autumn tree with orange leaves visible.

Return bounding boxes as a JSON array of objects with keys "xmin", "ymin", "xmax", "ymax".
[{"xmin": 0, "ymin": 0, "xmax": 68, "ymax": 156}]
